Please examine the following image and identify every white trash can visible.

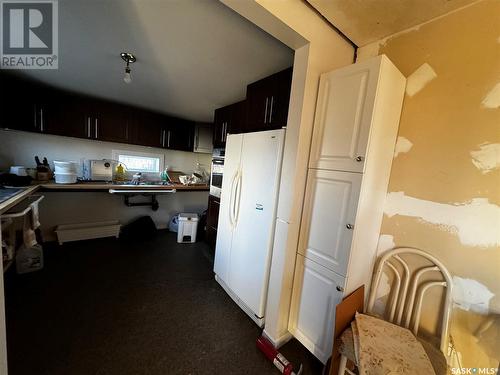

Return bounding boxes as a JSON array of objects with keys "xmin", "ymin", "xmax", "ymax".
[{"xmin": 177, "ymin": 213, "xmax": 199, "ymax": 243}]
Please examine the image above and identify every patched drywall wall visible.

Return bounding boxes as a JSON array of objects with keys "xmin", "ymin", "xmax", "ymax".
[
  {"xmin": 394, "ymin": 137, "xmax": 413, "ymax": 158},
  {"xmin": 360, "ymin": 0, "xmax": 500, "ymax": 368}
]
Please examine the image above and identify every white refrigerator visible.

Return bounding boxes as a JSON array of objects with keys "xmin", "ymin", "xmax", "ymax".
[{"xmin": 214, "ymin": 129, "xmax": 285, "ymax": 327}]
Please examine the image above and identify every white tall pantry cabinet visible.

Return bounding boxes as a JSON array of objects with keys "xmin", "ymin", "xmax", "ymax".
[{"xmin": 288, "ymin": 55, "xmax": 406, "ymax": 363}]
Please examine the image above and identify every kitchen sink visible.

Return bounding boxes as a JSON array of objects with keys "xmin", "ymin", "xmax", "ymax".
[
  {"xmin": 0, "ymin": 187, "xmax": 24, "ymax": 204},
  {"xmin": 111, "ymin": 181, "xmax": 172, "ymax": 186}
]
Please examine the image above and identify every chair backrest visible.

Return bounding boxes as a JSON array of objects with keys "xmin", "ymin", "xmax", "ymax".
[{"xmin": 366, "ymin": 247, "xmax": 453, "ymax": 354}]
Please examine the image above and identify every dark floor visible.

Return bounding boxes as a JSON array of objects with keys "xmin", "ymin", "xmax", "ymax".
[{"xmin": 4, "ymin": 231, "xmax": 323, "ymax": 375}]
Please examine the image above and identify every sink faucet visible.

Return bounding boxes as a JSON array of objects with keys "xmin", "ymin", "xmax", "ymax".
[{"xmin": 131, "ymin": 172, "xmax": 143, "ymax": 185}]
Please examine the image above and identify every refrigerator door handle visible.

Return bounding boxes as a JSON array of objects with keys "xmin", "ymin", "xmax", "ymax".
[
  {"xmin": 228, "ymin": 171, "xmax": 238, "ymax": 228},
  {"xmin": 233, "ymin": 171, "xmax": 243, "ymax": 227}
]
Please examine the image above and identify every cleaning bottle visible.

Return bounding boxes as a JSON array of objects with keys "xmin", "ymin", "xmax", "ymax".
[{"xmin": 115, "ymin": 163, "xmax": 126, "ymax": 181}]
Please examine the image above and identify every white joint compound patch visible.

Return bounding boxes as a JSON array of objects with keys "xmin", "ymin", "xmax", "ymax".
[
  {"xmin": 377, "ymin": 234, "xmax": 395, "ymax": 253},
  {"xmin": 481, "ymin": 82, "xmax": 500, "ymax": 109},
  {"xmin": 452, "ymin": 276, "xmax": 494, "ymax": 314},
  {"xmin": 394, "ymin": 137, "xmax": 413, "ymax": 158},
  {"xmin": 384, "ymin": 192, "xmax": 500, "ymax": 247},
  {"xmin": 405, "ymin": 63, "xmax": 437, "ymax": 97},
  {"xmin": 470, "ymin": 143, "xmax": 500, "ymax": 173}
]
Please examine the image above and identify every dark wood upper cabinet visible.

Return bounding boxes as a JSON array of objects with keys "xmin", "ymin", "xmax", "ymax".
[
  {"xmin": 43, "ymin": 92, "xmax": 90, "ymax": 138},
  {"xmin": 0, "ymin": 76, "xmax": 92, "ymax": 138},
  {"xmin": 213, "ymin": 104, "xmax": 231, "ymax": 148},
  {"xmin": 245, "ymin": 67, "xmax": 292, "ymax": 132},
  {"xmin": 0, "ymin": 75, "xmax": 40, "ymax": 132},
  {"xmin": 213, "ymin": 100, "xmax": 246, "ymax": 148},
  {"xmin": 93, "ymin": 101, "xmax": 131, "ymax": 143},
  {"xmin": 132, "ymin": 110, "xmax": 165, "ymax": 148},
  {"xmin": 0, "ymin": 74, "xmax": 204, "ymax": 153},
  {"xmin": 2, "ymin": 67, "xmax": 293, "ymax": 153},
  {"xmin": 166, "ymin": 118, "xmax": 194, "ymax": 152},
  {"xmin": 211, "ymin": 67, "xmax": 292, "ymax": 147},
  {"xmin": 229, "ymin": 100, "xmax": 246, "ymax": 134},
  {"xmin": 245, "ymin": 78, "xmax": 268, "ymax": 131},
  {"xmin": 130, "ymin": 111, "xmax": 194, "ymax": 151}
]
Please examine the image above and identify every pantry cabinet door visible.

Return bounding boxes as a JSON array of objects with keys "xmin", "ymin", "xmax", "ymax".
[
  {"xmin": 298, "ymin": 169, "xmax": 362, "ymax": 276},
  {"xmin": 288, "ymin": 255, "xmax": 345, "ymax": 364},
  {"xmin": 309, "ymin": 58, "xmax": 381, "ymax": 173}
]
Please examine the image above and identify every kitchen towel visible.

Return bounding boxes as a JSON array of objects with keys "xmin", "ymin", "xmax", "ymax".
[
  {"xmin": 23, "ymin": 214, "xmax": 37, "ymax": 248},
  {"xmin": 30, "ymin": 200, "xmax": 41, "ymax": 229}
]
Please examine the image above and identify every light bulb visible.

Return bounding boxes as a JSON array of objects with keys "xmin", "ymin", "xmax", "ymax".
[{"xmin": 123, "ymin": 71, "xmax": 132, "ymax": 84}]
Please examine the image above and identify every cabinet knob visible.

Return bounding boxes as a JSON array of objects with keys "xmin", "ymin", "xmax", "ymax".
[
  {"xmin": 346, "ymin": 224, "xmax": 354, "ymax": 230},
  {"xmin": 336, "ymin": 286, "xmax": 344, "ymax": 292},
  {"xmin": 355, "ymin": 156, "xmax": 364, "ymax": 162}
]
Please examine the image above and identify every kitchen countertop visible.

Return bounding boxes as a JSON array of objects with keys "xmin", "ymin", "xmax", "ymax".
[
  {"xmin": 0, "ymin": 185, "xmax": 40, "ymax": 215},
  {"xmin": 0, "ymin": 182, "xmax": 208, "ymax": 215},
  {"xmin": 38, "ymin": 181, "xmax": 209, "ymax": 191}
]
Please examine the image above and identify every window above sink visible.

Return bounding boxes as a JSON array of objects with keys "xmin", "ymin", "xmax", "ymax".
[{"xmin": 112, "ymin": 149, "xmax": 164, "ymax": 176}]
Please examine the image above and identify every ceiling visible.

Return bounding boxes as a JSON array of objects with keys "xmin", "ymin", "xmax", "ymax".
[
  {"xmin": 15, "ymin": 0, "xmax": 293, "ymax": 122},
  {"xmin": 307, "ymin": 0, "xmax": 479, "ymax": 46}
]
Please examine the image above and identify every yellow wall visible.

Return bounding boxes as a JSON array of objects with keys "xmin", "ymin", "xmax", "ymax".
[{"xmin": 358, "ymin": 0, "xmax": 500, "ymax": 368}]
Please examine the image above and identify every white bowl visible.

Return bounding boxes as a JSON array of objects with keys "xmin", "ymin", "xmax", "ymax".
[
  {"xmin": 54, "ymin": 173, "xmax": 77, "ymax": 184},
  {"xmin": 54, "ymin": 161, "xmax": 77, "ymax": 174},
  {"xmin": 10, "ymin": 166, "xmax": 27, "ymax": 176}
]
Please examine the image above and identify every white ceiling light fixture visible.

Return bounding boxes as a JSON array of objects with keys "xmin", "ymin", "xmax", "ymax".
[{"xmin": 120, "ymin": 52, "xmax": 136, "ymax": 84}]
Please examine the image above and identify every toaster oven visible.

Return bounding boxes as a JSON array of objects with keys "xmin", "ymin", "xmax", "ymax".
[{"xmin": 82, "ymin": 159, "xmax": 115, "ymax": 181}]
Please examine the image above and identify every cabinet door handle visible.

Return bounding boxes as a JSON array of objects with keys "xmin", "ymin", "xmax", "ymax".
[
  {"xmin": 346, "ymin": 224, "xmax": 354, "ymax": 230},
  {"xmin": 268, "ymin": 96, "xmax": 274, "ymax": 124},
  {"xmin": 160, "ymin": 129, "xmax": 164, "ymax": 147},
  {"xmin": 86, "ymin": 117, "xmax": 90, "ymax": 137},
  {"xmin": 355, "ymin": 156, "xmax": 364, "ymax": 162},
  {"xmin": 264, "ymin": 97, "xmax": 269, "ymax": 124},
  {"xmin": 40, "ymin": 108, "xmax": 44, "ymax": 132},
  {"xmin": 195, "ymin": 134, "xmax": 199, "ymax": 149},
  {"xmin": 167, "ymin": 130, "xmax": 171, "ymax": 147},
  {"xmin": 94, "ymin": 118, "xmax": 98, "ymax": 138},
  {"xmin": 336, "ymin": 286, "xmax": 344, "ymax": 292}
]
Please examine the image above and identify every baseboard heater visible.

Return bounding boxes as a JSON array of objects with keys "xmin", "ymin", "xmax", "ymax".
[{"xmin": 55, "ymin": 220, "xmax": 121, "ymax": 245}]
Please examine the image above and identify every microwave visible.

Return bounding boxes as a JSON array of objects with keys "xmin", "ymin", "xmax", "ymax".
[{"xmin": 82, "ymin": 159, "xmax": 115, "ymax": 181}]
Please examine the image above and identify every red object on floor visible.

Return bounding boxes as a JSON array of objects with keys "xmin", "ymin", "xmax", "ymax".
[{"xmin": 256, "ymin": 336, "xmax": 294, "ymax": 375}]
